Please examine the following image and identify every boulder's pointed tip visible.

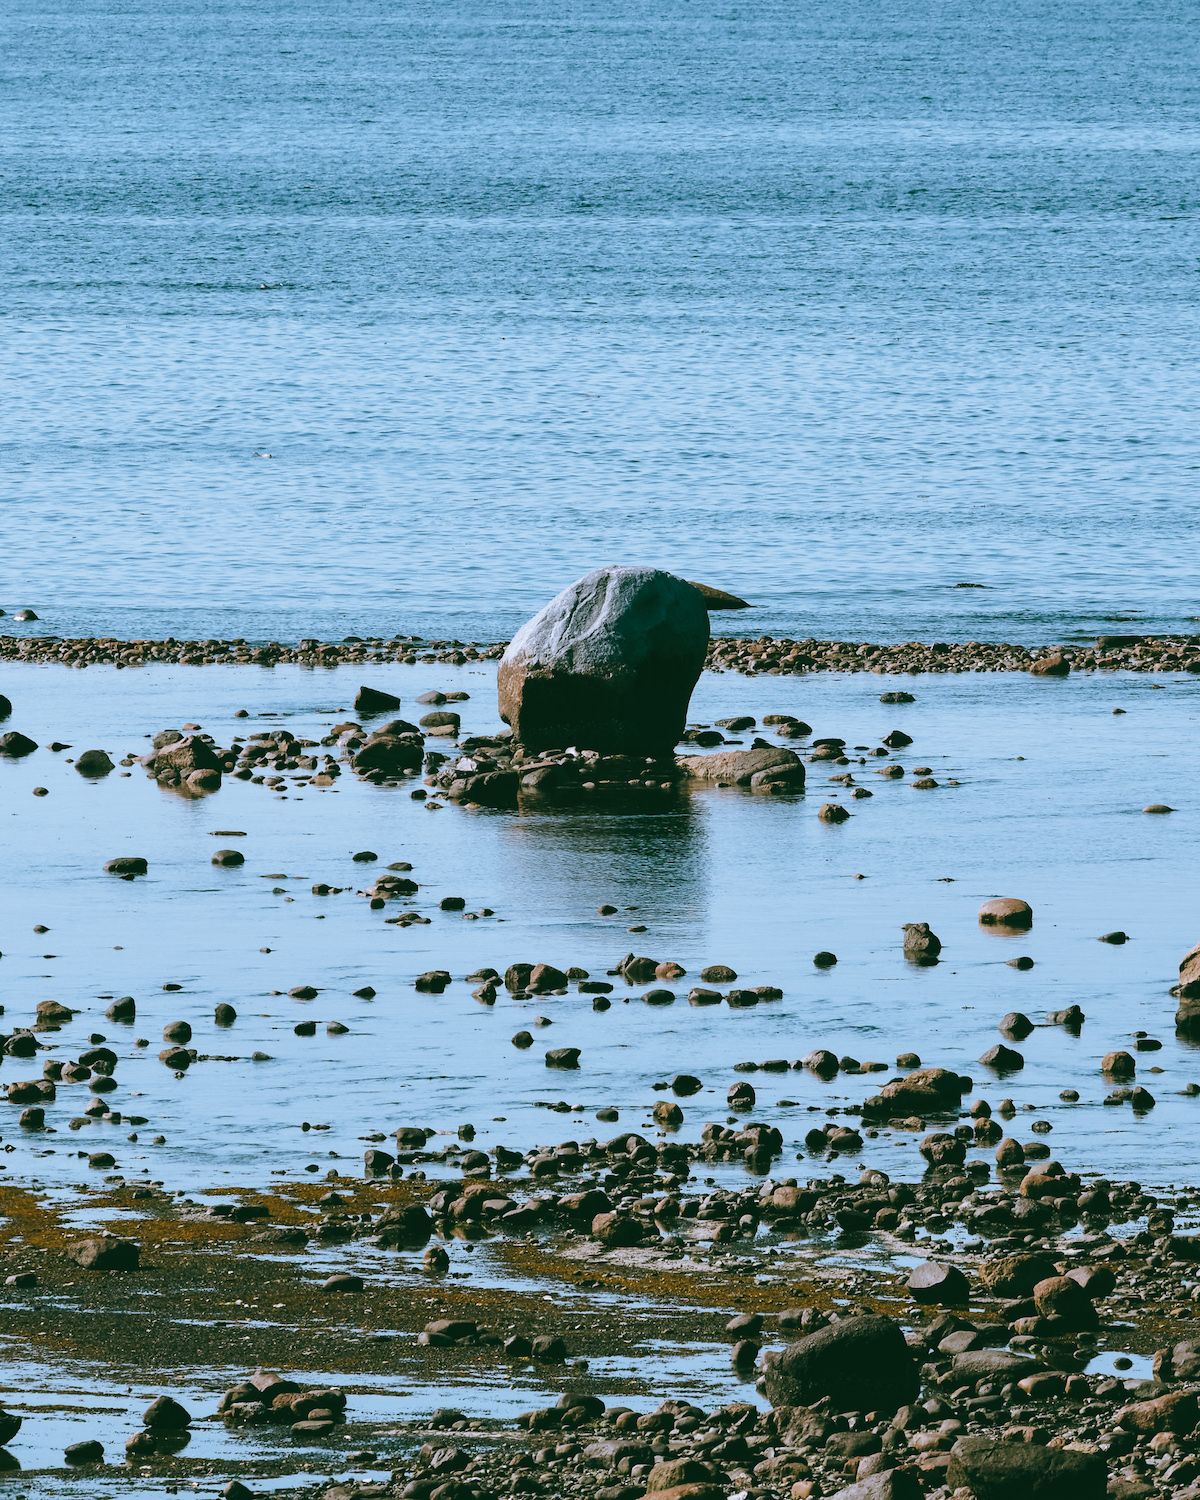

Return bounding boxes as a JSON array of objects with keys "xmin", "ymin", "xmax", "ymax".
[{"xmin": 685, "ymin": 580, "xmax": 752, "ymax": 610}]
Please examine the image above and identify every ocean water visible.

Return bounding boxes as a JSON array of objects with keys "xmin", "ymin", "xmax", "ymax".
[{"xmin": 2, "ymin": 0, "xmax": 1199, "ymax": 645}]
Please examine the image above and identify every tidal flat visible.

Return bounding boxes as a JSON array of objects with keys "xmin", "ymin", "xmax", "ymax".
[{"xmin": 0, "ymin": 656, "xmax": 1198, "ymax": 1499}]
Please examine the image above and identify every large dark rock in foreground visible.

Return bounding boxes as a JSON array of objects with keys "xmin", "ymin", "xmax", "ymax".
[
  {"xmin": 762, "ymin": 1314, "xmax": 918, "ymax": 1413},
  {"xmin": 947, "ymin": 1435, "xmax": 1105, "ymax": 1498},
  {"xmin": 0, "ymin": 730, "xmax": 37, "ymax": 757},
  {"xmin": 861, "ymin": 1065, "xmax": 967, "ymax": 1121},
  {"xmin": 498, "ymin": 567, "xmax": 709, "ymax": 754}
]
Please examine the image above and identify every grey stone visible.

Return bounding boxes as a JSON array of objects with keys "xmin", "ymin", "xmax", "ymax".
[
  {"xmin": 763, "ymin": 1314, "xmax": 918, "ymax": 1413},
  {"xmin": 497, "ymin": 566, "xmax": 709, "ymax": 754},
  {"xmin": 679, "ymin": 745, "xmax": 805, "ymax": 790},
  {"xmin": 902, "ymin": 922, "xmax": 941, "ymax": 963},
  {"xmin": 828, "ymin": 1470, "xmax": 923, "ymax": 1500},
  {"xmin": 906, "ymin": 1260, "xmax": 969, "ymax": 1305},
  {"xmin": 949, "ymin": 1348, "xmax": 1042, "ymax": 1384}
]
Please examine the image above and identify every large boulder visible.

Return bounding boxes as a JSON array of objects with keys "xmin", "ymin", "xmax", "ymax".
[
  {"xmin": 762, "ymin": 1314, "xmax": 918, "ymax": 1414},
  {"xmin": 977, "ymin": 1252, "xmax": 1058, "ymax": 1298},
  {"xmin": 355, "ymin": 685, "xmax": 402, "ymax": 714},
  {"xmin": 947, "ymin": 1436, "xmax": 1105, "ymax": 1498},
  {"xmin": 66, "ymin": 1234, "xmax": 141, "ymax": 1271},
  {"xmin": 352, "ymin": 732, "xmax": 423, "ymax": 777},
  {"xmin": 1175, "ymin": 942, "xmax": 1200, "ymax": 1031},
  {"xmin": 497, "ymin": 567, "xmax": 709, "ymax": 754}
]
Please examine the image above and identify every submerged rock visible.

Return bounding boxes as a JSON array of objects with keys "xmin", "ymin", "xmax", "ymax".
[
  {"xmin": 497, "ymin": 566, "xmax": 709, "ymax": 754},
  {"xmin": 1029, "ymin": 652, "xmax": 1071, "ymax": 676}
]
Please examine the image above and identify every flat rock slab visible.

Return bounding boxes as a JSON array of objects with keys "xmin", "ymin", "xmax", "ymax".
[
  {"xmin": 498, "ymin": 566, "xmax": 709, "ymax": 755},
  {"xmin": 948, "ymin": 1435, "xmax": 1105, "ymax": 1498},
  {"xmin": 678, "ymin": 745, "xmax": 805, "ymax": 790}
]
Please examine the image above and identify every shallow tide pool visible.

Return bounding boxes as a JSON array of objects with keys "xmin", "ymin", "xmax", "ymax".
[{"xmin": 0, "ymin": 660, "xmax": 1195, "ymax": 1193}]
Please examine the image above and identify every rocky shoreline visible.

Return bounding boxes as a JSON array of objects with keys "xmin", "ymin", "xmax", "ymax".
[
  {"xmin": 3, "ymin": 631, "xmax": 1200, "ymax": 674},
  {"xmin": 1, "ymin": 580, "xmax": 1198, "ymax": 1499},
  {"xmin": 5, "ymin": 1030, "xmax": 1200, "ymax": 1500}
]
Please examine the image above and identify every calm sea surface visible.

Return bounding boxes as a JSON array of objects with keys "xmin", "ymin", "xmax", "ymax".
[{"xmin": 1, "ymin": 0, "xmax": 1199, "ymax": 644}]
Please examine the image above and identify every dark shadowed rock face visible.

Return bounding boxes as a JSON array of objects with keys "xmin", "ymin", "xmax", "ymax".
[
  {"xmin": 0, "ymin": 730, "xmax": 37, "ymax": 757},
  {"xmin": 762, "ymin": 1314, "xmax": 918, "ymax": 1414},
  {"xmin": 497, "ymin": 567, "xmax": 710, "ymax": 754},
  {"xmin": 66, "ymin": 1234, "xmax": 141, "ymax": 1271},
  {"xmin": 828, "ymin": 1471, "xmax": 923, "ymax": 1500}
]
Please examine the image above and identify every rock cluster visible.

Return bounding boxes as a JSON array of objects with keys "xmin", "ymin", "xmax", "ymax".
[
  {"xmin": 219, "ymin": 1369, "xmax": 348, "ymax": 1435},
  {"xmin": 433, "ymin": 738, "xmax": 686, "ymax": 808}
]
